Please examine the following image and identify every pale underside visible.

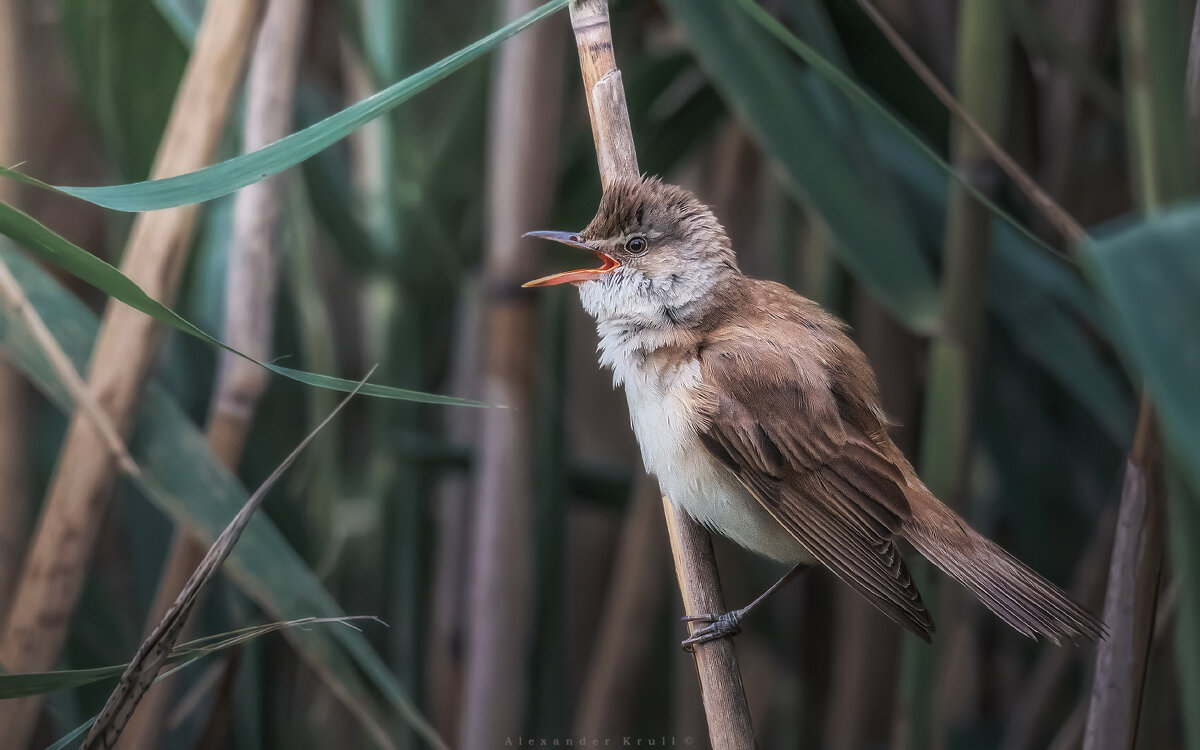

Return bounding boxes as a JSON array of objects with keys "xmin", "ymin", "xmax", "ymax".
[{"xmin": 620, "ymin": 350, "xmax": 816, "ymax": 565}]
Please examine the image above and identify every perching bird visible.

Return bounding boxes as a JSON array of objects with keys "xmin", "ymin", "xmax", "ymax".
[{"xmin": 524, "ymin": 176, "xmax": 1104, "ymax": 649}]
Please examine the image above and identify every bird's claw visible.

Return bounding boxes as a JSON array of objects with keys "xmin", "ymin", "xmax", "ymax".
[{"xmin": 680, "ymin": 610, "xmax": 744, "ymax": 652}]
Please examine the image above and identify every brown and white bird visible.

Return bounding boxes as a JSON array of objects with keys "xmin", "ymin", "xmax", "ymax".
[{"xmin": 524, "ymin": 176, "xmax": 1103, "ymax": 648}]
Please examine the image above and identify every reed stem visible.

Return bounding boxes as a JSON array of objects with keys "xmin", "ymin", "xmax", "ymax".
[{"xmin": 568, "ymin": 1, "xmax": 755, "ymax": 746}]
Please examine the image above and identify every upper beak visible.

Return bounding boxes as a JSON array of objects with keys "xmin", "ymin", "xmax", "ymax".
[{"xmin": 521, "ymin": 230, "xmax": 620, "ymax": 287}]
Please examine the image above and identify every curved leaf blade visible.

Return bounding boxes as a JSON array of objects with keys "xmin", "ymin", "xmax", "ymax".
[
  {"xmin": 0, "ymin": 0, "xmax": 567, "ymax": 212},
  {"xmin": 662, "ymin": 0, "xmax": 940, "ymax": 332},
  {"xmin": 0, "ymin": 201, "xmax": 481, "ymax": 406},
  {"xmin": 1083, "ymin": 204, "xmax": 1200, "ymax": 488},
  {"xmin": 0, "ymin": 245, "xmax": 436, "ymax": 748}
]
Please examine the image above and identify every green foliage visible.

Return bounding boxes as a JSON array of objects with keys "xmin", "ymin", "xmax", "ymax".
[
  {"xmin": 0, "ymin": 0, "xmax": 1195, "ymax": 747},
  {"xmin": 662, "ymin": 0, "xmax": 940, "ymax": 332},
  {"xmin": 59, "ymin": 0, "xmax": 188, "ymax": 180},
  {"xmin": 0, "ymin": 202, "xmax": 480, "ymax": 406},
  {"xmin": 1084, "ymin": 205, "xmax": 1200, "ymax": 489},
  {"xmin": 0, "ymin": 244, "xmax": 440, "ymax": 748},
  {"xmin": 0, "ymin": 0, "xmax": 569, "ymax": 212}
]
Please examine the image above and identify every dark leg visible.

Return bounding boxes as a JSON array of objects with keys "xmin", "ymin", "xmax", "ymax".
[{"xmin": 681, "ymin": 562, "xmax": 810, "ymax": 651}]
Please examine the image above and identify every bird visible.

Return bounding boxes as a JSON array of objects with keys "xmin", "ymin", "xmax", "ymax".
[{"xmin": 522, "ymin": 175, "xmax": 1104, "ymax": 649}]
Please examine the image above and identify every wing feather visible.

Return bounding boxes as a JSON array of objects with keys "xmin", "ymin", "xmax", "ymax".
[{"xmin": 698, "ymin": 331, "xmax": 934, "ymax": 640}]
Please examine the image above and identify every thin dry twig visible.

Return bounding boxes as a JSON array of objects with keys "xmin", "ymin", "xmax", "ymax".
[
  {"xmin": 1083, "ymin": 404, "xmax": 1163, "ymax": 750},
  {"xmin": 80, "ymin": 369, "xmax": 375, "ymax": 749},
  {"xmin": 854, "ymin": 0, "xmax": 1088, "ymax": 245},
  {"xmin": 0, "ymin": 256, "xmax": 139, "ymax": 476}
]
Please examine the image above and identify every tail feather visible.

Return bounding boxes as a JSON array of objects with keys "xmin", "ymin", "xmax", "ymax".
[{"xmin": 904, "ymin": 503, "xmax": 1105, "ymax": 645}]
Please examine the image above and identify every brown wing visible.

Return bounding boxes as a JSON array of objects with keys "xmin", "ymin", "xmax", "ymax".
[{"xmin": 697, "ymin": 327, "xmax": 935, "ymax": 641}]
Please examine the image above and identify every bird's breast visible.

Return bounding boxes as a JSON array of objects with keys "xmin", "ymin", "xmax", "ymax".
[{"xmin": 616, "ymin": 347, "xmax": 811, "ymax": 564}]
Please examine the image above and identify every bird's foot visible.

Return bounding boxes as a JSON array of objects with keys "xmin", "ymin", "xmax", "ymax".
[{"xmin": 680, "ymin": 609, "xmax": 745, "ymax": 652}]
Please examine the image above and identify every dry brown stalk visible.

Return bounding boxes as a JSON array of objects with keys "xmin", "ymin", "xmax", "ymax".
[
  {"xmin": 0, "ymin": 0, "xmax": 258, "ymax": 742},
  {"xmin": 854, "ymin": 0, "xmax": 1088, "ymax": 245},
  {"xmin": 116, "ymin": 2, "xmax": 308, "ymax": 748},
  {"xmin": 458, "ymin": 0, "xmax": 565, "ymax": 746},
  {"xmin": 0, "ymin": 259, "xmax": 140, "ymax": 478},
  {"xmin": 568, "ymin": 1, "xmax": 755, "ymax": 745},
  {"xmin": 664, "ymin": 498, "xmax": 757, "ymax": 748},
  {"xmin": 569, "ymin": 0, "xmax": 638, "ymax": 190},
  {"xmin": 1082, "ymin": 401, "xmax": 1163, "ymax": 750},
  {"xmin": 0, "ymin": 0, "xmax": 29, "ymax": 623}
]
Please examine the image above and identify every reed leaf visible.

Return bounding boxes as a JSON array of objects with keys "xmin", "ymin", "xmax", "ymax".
[
  {"xmin": 0, "ymin": 618, "xmax": 369, "ymax": 700},
  {"xmin": 661, "ymin": 0, "xmax": 940, "ymax": 333},
  {"xmin": 0, "ymin": 0, "xmax": 568, "ymax": 212},
  {"xmin": 0, "ymin": 244, "xmax": 440, "ymax": 747},
  {"xmin": 0, "ymin": 201, "xmax": 480, "ymax": 406},
  {"xmin": 1083, "ymin": 205, "xmax": 1200, "ymax": 490}
]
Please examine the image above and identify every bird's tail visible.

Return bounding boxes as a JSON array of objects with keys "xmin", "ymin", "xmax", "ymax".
[{"xmin": 904, "ymin": 500, "xmax": 1105, "ymax": 645}]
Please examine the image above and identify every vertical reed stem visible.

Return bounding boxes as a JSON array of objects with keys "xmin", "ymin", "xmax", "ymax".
[{"xmin": 568, "ymin": 1, "xmax": 754, "ymax": 746}]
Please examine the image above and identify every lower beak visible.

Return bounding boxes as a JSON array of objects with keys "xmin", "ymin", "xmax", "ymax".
[{"xmin": 522, "ymin": 230, "xmax": 620, "ymax": 287}]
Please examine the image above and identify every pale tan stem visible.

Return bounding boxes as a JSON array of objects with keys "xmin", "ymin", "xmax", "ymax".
[
  {"xmin": 664, "ymin": 497, "xmax": 756, "ymax": 749},
  {"xmin": 568, "ymin": 0, "xmax": 639, "ymax": 187},
  {"xmin": 0, "ymin": 260, "xmax": 140, "ymax": 478},
  {"xmin": 458, "ymin": 0, "xmax": 565, "ymax": 746},
  {"xmin": 115, "ymin": 3, "xmax": 307, "ymax": 748},
  {"xmin": 1083, "ymin": 402, "xmax": 1163, "ymax": 750},
  {"xmin": 0, "ymin": 0, "xmax": 258, "ymax": 743},
  {"xmin": 567, "ymin": 1, "xmax": 755, "ymax": 745}
]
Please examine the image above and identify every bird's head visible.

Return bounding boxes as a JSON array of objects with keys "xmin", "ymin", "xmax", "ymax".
[{"xmin": 523, "ymin": 176, "xmax": 739, "ymax": 325}]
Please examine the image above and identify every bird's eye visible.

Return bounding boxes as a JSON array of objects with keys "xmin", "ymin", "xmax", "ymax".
[{"xmin": 625, "ymin": 236, "xmax": 648, "ymax": 255}]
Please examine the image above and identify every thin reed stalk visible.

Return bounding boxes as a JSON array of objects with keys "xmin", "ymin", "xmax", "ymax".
[
  {"xmin": 567, "ymin": 1, "xmax": 754, "ymax": 745},
  {"xmin": 0, "ymin": 0, "xmax": 257, "ymax": 744},
  {"xmin": 458, "ymin": 0, "xmax": 565, "ymax": 746},
  {"xmin": 117, "ymin": 2, "xmax": 308, "ymax": 748},
  {"xmin": 897, "ymin": 3, "xmax": 1010, "ymax": 747}
]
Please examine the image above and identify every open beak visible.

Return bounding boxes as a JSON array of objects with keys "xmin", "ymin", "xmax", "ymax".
[{"xmin": 521, "ymin": 230, "xmax": 620, "ymax": 287}]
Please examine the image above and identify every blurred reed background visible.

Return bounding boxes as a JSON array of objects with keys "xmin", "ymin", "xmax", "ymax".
[{"xmin": 0, "ymin": 0, "xmax": 1198, "ymax": 748}]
